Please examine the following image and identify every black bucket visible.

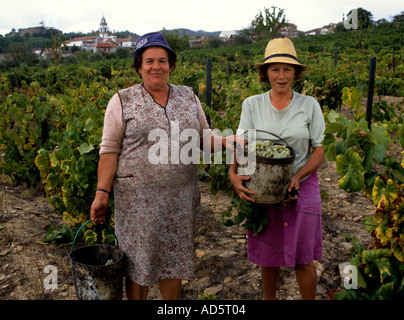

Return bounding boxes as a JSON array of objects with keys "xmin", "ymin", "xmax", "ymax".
[
  {"xmin": 69, "ymin": 220, "xmax": 124, "ymax": 300},
  {"xmin": 239, "ymin": 130, "xmax": 296, "ymax": 204}
]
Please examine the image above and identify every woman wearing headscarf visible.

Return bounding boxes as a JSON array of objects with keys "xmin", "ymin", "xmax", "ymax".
[{"xmin": 91, "ymin": 32, "xmax": 242, "ymax": 300}]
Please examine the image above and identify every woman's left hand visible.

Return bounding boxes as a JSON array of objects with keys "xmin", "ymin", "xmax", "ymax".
[
  {"xmin": 283, "ymin": 176, "xmax": 300, "ymax": 203},
  {"xmin": 282, "ymin": 146, "xmax": 324, "ymax": 203}
]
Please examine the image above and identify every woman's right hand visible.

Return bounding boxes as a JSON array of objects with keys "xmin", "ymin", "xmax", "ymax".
[
  {"xmin": 90, "ymin": 192, "xmax": 109, "ymax": 224},
  {"xmin": 229, "ymin": 168, "xmax": 256, "ymax": 202}
]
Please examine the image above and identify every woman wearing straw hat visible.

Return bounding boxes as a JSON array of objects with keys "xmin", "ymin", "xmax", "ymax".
[
  {"xmin": 91, "ymin": 31, "xmax": 241, "ymax": 300},
  {"xmin": 230, "ymin": 38, "xmax": 325, "ymax": 300}
]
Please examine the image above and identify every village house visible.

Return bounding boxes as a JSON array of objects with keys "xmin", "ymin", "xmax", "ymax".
[
  {"xmin": 64, "ymin": 16, "xmax": 137, "ymax": 53},
  {"xmin": 304, "ymin": 23, "xmax": 337, "ymax": 36},
  {"xmin": 280, "ymin": 23, "xmax": 299, "ymax": 38},
  {"xmin": 189, "ymin": 38, "xmax": 205, "ymax": 48},
  {"xmin": 65, "ymin": 35, "xmax": 98, "ymax": 51},
  {"xmin": 218, "ymin": 30, "xmax": 239, "ymax": 40},
  {"xmin": 116, "ymin": 36, "xmax": 136, "ymax": 48}
]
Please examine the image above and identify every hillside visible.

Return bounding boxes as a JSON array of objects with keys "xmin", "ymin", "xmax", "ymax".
[
  {"xmin": 11, "ymin": 26, "xmax": 62, "ymax": 37},
  {"xmin": 0, "ymin": 26, "xmax": 63, "ymax": 53},
  {"xmin": 163, "ymin": 28, "xmax": 222, "ymax": 38}
]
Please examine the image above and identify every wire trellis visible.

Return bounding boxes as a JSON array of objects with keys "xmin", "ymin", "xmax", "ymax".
[{"xmin": 197, "ymin": 203, "xmax": 374, "ymax": 274}]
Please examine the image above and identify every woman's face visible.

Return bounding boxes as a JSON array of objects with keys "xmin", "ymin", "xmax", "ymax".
[
  {"xmin": 266, "ymin": 63, "xmax": 295, "ymax": 94},
  {"xmin": 139, "ymin": 47, "xmax": 172, "ymax": 91}
]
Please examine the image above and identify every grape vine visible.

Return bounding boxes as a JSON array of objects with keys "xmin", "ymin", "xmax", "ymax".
[{"xmin": 0, "ymin": 26, "xmax": 403, "ymax": 275}]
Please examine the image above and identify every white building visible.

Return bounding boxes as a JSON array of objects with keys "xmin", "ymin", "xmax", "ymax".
[
  {"xmin": 116, "ymin": 36, "xmax": 136, "ymax": 47},
  {"xmin": 65, "ymin": 35, "xmax": 98, "ymax": 51},
  {"xmin": 304, "ymin": 23, "xmax": 337, "ymax": 36},
  {"xmin": 99, "ymin": 16, "xmax": 109, "ymax": 40},
  {"xmin": 64, "ymin": 16, "xmax": 137, "ymax": 53},
  {"xmin": 219, "ymin": 30, "xmax": 239, "ymax": 40},
  {"xmin": 97, "ymin": 15, "xmax": 117, "ymax": 43},
  {"xmin": 280, "ymin": 24, "xmax": 299, "ymax": 38}
]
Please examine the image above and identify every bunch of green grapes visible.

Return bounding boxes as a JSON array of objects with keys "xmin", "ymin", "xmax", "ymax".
[{"xmin": 246, "ymin": 140, "xmax": 291, "ymax": 159}]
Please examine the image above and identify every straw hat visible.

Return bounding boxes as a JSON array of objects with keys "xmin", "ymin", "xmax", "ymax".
[{"xmin": 254, "ymin": 38, "xmax": 307, "ymax": 71}]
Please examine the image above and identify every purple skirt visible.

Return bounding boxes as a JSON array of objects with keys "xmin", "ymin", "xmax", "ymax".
[{"xmin": 247, "ymin": 171, "xmax": 322, "ymax": 267}]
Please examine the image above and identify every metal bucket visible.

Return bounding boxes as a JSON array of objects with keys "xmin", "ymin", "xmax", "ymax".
[
  {"xmin": 239, "ymin": 130, "xmax": 295, "ymax": 204},
  {"xmin": 69, "ymin": 220, "xmax": 124, "ymax": 300}
]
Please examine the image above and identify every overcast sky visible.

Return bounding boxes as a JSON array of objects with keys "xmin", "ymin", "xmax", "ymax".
[{"xmin": 0, "ymin": 0, "xmax": 402, "ymax": 36}]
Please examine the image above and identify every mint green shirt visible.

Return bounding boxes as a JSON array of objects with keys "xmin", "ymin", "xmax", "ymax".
[{"xmin": 237, "ymin": 91, "xmax": 325, "ymax": 178}]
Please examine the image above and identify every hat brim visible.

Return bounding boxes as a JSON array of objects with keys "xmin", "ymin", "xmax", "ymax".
[
  {"xmin": 254, "ymin": 58, "xmax": 307, "ymax": 71},
  {"xmin": 133, "ymin": 42, "xmax": 177, "ymax": 60},
  {"xmin": 144, "ymin": 41, "xmax": 177, "ymax": 57}
]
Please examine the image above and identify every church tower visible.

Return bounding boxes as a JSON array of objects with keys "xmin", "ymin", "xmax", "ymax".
[{"xmin": 99, "ymin": 15, "xmax": 109, "ymax": 40}]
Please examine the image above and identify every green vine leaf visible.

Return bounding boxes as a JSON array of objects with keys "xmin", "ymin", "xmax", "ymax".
[
  {"xmin": 362, "ymin": 249, "xmax": 392, "ymax": 283},
  {"xmin": 78, "ymin": 142, "xmax": 94, "ymax": 155},
  {"xmin": 372, "ymin": 177, "xmax": 399, "ymax": 209},
  {"xmin": 84, "ymin": 229, "xmax": 97, "ymax": 245},
  {"xmin": 391, "ymin": 240, "xmax": 404, "ymax": 263},
  {"xmin": 336, "ymin": 149, "xmax": 365, "ymax": 192}
]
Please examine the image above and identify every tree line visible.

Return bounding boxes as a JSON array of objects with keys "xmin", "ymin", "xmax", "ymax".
[{"xmin": 0, "ymin": 7, "xmax": 402, "ymax": 69}]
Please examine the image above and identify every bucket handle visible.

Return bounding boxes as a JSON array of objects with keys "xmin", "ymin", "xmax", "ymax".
[
  {"xmin": 240, "ymin": 129, "xmax": 292, "ymax": 149},
  {"xmin": 72, "ymin": 219, "xmax": 119, "ymax": 249}
]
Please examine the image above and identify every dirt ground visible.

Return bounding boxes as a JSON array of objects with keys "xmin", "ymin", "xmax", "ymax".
[
  {"xmin": 0, "ymin": 96, "xmax": 401, "ymax": 301},
  {"xmin": 0, "ymin": 159, "xmax": 374, "ymax": 301}
]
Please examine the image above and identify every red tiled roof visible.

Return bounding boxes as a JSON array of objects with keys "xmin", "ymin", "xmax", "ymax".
[
  {"xmin": 96, "ymin": 42, "xmax": 118, "ymax": 48},
  {"xmin": 70, "ymin": 36, "xmax": 97, "ymax": 41}
]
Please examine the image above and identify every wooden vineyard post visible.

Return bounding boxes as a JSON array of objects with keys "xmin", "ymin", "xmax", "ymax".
[
  {"xmin": 334, "ymin": 45, "xmax": 338, "ymax": 66},
  {"xmin": 227, "ymin": 62, "xmax": 230, "ymax": 85},
  {"xmin": 206, "ymin": 57, "xmax": 212, "ymax": 127},
  {"xmin": 393, "ymin": 48, "xmax": 396, "ymax": 73},
  {"xmin": 39, "ymin": 96, "xmax": 49, "ymax": 145},
  {"xmin": 366, "ymin": 56, "xmax": 377, "ymax": 130}
]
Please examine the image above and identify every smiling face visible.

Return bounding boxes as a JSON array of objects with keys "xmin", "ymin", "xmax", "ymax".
[
  {"xmin": 266, "ymin": 63, "xmax": 296, "ymax": 94},
  {"xmin": 139, "ymin": 47, "xmax": 172, "ymax": 91}
]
